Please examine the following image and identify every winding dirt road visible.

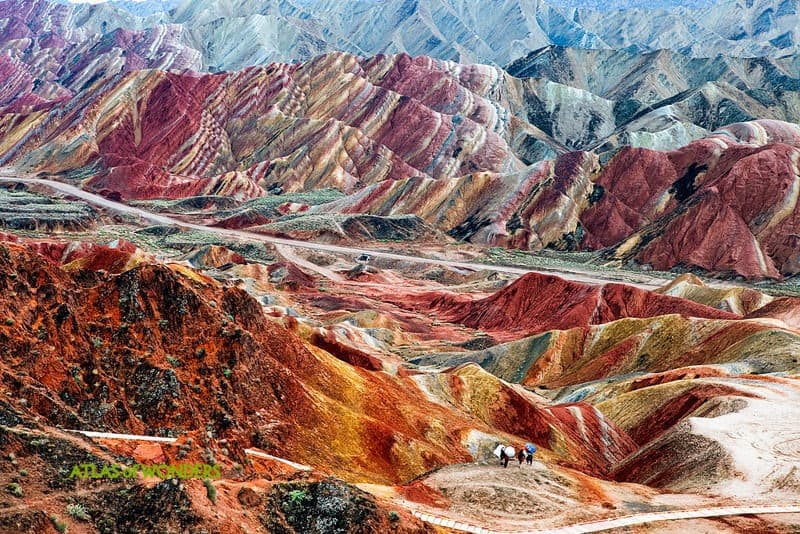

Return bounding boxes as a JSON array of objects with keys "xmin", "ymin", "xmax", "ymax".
[{"xmin": 0, "ymin": 175, "xmax": 672, "ymax": 289}]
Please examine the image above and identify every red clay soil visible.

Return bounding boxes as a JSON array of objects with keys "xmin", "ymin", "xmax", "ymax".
[
  {"xmin": 628, "ymin": 367, "xmax": 735, "ymax": 390},
  {"xmin": 398, "ymin": 480, "xmax": 450, "ymax": 508},
  {"xmin": 309, "ymin": 329, "xmax": 384, "ymax": 370},
  {"xmin": 581, "ymin": 146, "xmax": 680, "ymax": 248},
  {"xmin": 543, "ymin": 403, "xmax": 638, "ymax": 474},
  {"xmin": 429, "ymin": 272, "xmax": 737, "ymax": 338},
  {"xmin": 635, "ymin": 188, "xmax": 782, "ymax": 279},
  {"xmin": 266, "ymin": 261, "xmax": 316, "ymax": 290}
]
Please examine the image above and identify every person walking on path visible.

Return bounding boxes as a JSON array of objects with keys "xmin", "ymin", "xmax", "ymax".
[
  {"xmin": 525, "ymin": 443, "xmax": 536, "ymax": 465},
  {"xmin": 494, "ymin": 444, "xmax": 509, "ymax": 468},
  {"xmin": 516, "ymin": 448, "xmax": 525, "ymax": 467}
]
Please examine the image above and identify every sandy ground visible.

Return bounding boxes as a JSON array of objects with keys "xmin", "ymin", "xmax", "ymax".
[{"xmin": 393, "ymin": 461, "xmax": 725, "ymax": 531}]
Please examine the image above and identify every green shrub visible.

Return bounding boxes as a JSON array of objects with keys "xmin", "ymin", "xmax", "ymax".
[
  {"xmin": 166, "ymin": 355, "xmax": 181, "ymax": 367},
  {"xmin": 4, "ymin": 318, "xmax": 13, "ymax": 326},
  {"xmin": 388, "ymin": 510, "xmax": 400, "ymax": 522},
  {"xmin": 6, "ymin": 483, "xmax": 22, "ymax": 497},
  {"xmin": 203, "ymin": 479, "xmax": 217, "ymax": 505},
  {"xmin": 287, "ymin": 489, "xmax": 307, "ymax": 505},
  {"xmin": 50, "ymin": 514, "xmax": 67, "ymax": 533},
  {"xmin": 66, "ymin": 503, "xmax": 90, "ymax": 521}
]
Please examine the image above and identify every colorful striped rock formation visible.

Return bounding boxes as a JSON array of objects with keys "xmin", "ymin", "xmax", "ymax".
[{"xmin": 0, "ymin": 240, "xmax": 641, "ymax": 485}]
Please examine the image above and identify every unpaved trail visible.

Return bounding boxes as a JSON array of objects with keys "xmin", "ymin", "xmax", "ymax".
[{"xmin": 274, "ymin": 243, "xmax": 345, "ymax": 281}]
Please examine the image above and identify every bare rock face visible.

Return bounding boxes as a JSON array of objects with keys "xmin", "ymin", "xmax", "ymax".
[
  {"xmin": 3, "ymin": 37, "xmax": 799, "ymax": 279},
  {"xmin": 1, "ymin": 4, "xmax": 800, "ymax": 282},
  {"xmin": 0, "ymin": 240, "xmax": 646, "ymax": 485}
]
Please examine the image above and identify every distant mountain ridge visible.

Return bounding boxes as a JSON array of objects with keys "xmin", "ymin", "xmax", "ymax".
[
  {"xmin": 56, "ymin": 0, "xmax": 181, "ymax": 16},
  {"xmin": 559, "ymin": 0, "xmax": 714, "ymax": 9},
  {"xmin": 16, "ymin": 0, "xmax": 800, "ymax": 71}
]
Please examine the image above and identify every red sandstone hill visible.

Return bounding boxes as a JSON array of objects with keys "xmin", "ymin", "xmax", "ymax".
[
  {"xmin": 0, "ymin": 240, "xmax": 467, "ymax": 484},
  {"xmin": 0, "ymin": 53, "xmax": 537, "ymax": 201},
  {"xmin": 581, "ymin": 120, "xmax": 800, "ymax": 279},
  {"xmin": 429, "ymin": 272, "xmax": 737, "ymax": 338},
  {"xmin": 0, "ymin": 233, "xmax": 145, "ymax": 273}
]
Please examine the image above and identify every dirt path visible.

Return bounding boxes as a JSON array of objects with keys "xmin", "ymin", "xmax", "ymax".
[
  {"xmin": 274, "ymin": 243, "xmax": 344, "ymax": 281},
  {"xmin": 395, "ymin": 461, "xmax": 800, "ymax": 533},
  {"xmin": 43, "ymin": 431, "xmax": 800, "ymax": 533}
]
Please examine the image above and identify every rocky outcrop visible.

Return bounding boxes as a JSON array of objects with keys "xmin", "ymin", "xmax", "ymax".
[
  {"xmin": 584, "ymin": 121, "xmax": 800, "ymax": 279},
  {"xmin": 0, "ymin": 240, "xmax": 475, "ymax": 483}
]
